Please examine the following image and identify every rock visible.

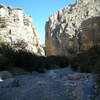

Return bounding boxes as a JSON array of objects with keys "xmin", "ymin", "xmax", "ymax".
[
  {"xmin": 0, "ymin": 71, "xmax": 12, "ymax": 80},
  {"xmin": 0, "ymin": 78, "xmax": 3, "ymax": 82},
  {"xmin": 0, "ymin": 67, "xmax": 99, "ymax": 100},
  {"xmin": 45, "ymin": 0, "xmax": 100, "ymax": 57},
  {"xmin": 46, "ymin": 70, "xmax": 57, "ymax": 78},
  {"xmin": 6, "ymin": 67, "xmax": 30, "ymax": 75},
  {"xmin": 0, "ymin": 78, "xmax": 19, "ymax": 88},
  {"xmin": 0, "ymin": 4, "xmax": 44, "ymax": 55},
  {"xmin": 37, "ymin": 81, "xmax": 48, "ymax": 85},
  {"xmin": 64, "ymin": 75, "xmax": 97, "ymax": 100},
  {"xmin": 67, "ymin": 73, "xmax": 93, "ymax": 81},
  {"xmin": 64, "ymin": 80, "xmax": 77, "ymax": 87},
  {"xmin": 67, "ymin": 73, "xmax": 81, "ymax": 80},
  {"xmin": 80, "ymin": 17, "xmax": 100, "ymax": 51},
  {"xmin": 40, "ymin": 44, "xmax": 46, "ymax": 55}
]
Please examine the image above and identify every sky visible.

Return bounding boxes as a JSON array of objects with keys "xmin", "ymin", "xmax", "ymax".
[{"xmin": 0, "ymin": 0, "xmax": 76, "ymax": 44}]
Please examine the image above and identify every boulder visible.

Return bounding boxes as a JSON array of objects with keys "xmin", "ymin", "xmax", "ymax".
[
  {"xmin": 0, "ymin": 71, "xmax": 12, "ymax": 80},
  {"xmin": 45, "ymin": 0, "xmax": 100, "ymax": 57},
  {"xmin": 0, "ymin": 78, "xmax": 19, "ymax": 88}
]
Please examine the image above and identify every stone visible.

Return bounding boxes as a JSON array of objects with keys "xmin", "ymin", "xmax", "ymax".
[
  {"xmin": 67, "ymin": 73, "xmax": 81, "ymax": 80},
  {"xmin": 64, "ymin": 74, "xmax": 97, "ymax": 100},
  {"xmin": 7, "ymin": 67, "xmax": 30, "ymax": 75},
  {"xmin": 0, "ymin": 67, "xmax": 99, "ymax": 100},
  {"xmin": 0, "ymin": 71, "xmax": 12, "ymax": 80},
  {"xmin": 0, "ymin": 77, "xmax": 3, "ymax": 82},
  {"xmin": 64, "ymin": 80, "xmax": 77, "ymax": 87},
  {"xmin": 0, "ymin": 78, "xmax": 19, "ymax": 88},
  {"xmin": 37, "ymin": 81, "xmax": 48, "ymax": 85},
  {"xmin": 45, "ymin": 0, "xmax": 100, "ymax": 57},
  {"xmin": 47, "ymin": 70, "xmax": 57, "ymax": 78},
  {"xmin": 0, "ymin": 4, "xmax": 44, "ymax": 55},
  {"xmin": 80, "ymin": 17, "xmax": 100, "ymax": 51}
]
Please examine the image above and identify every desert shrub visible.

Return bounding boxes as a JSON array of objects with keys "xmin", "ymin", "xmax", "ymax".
[
  {"xmin": 13, "ymin": 50, "xmax": 47, "ymax": 72},
  {"xmin": 14, "ymin": 53, "xmax": 69, "ymax": 72},
  {"xmin": 71, "ymin": 46, "xmax": 100, "ymax": 73},
  {"xmin": 0, "ymin": 44, "xmax": 69, "ymax": 73},
  {"xmin": 1, "ymin": 43, "xmax": 100, "ymax": 74},
  {"xmin": 46, "ymin": 56, "xmax": 69, "ymax": 69},
  {"xmin": 0, "ymin": 44, "xmax": 15, "ymax": 68},
  {"xmin": 0, "ymin": 54, "xmax": 11, "ymax": 70}
]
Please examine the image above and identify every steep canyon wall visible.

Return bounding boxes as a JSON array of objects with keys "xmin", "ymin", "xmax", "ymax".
[{"xmin": 45, "ymin": 0, "xmax": 100, "ymax": 57}]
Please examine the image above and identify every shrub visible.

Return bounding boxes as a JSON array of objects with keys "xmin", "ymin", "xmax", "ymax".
[
  {"xmin": 0, "ymin": 44, "xmax": 15, "ymax": 67},
  {"xmin": 71, "ymin": 46, "xmax": 100, "ymax": 74},
  {"xmin": 0, "ymin": 44, "xmax": 69, "ymax": 73},
  {"xmin": 46, "ymin": 56, "xmax": 69, "ymax": 69}
]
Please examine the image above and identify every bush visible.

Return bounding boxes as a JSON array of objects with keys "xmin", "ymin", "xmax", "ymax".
[
  {"xmin": 46, "ymin": 56, "xmax": 69, "ymax": 69},
  {"xmin": 14, "ymin": 53, "xmax": 69, "ymax": 72},
  {"xmin": 0, "ymin": 44, "xmax": 15, "ymax": 68},
  {"xmin": 71, "ymin": 46, "xmax": 100, "ymax": 74},
  {"xmin": 0, "ymin": 44, "xmax": 69, "ymax": 73}
]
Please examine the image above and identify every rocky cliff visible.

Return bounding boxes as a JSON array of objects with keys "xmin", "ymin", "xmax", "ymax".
[
  {"xmin": 0, "ymin": 4, "xmax": 44, "ymax": 55},
  {"xmin": 45, "ymin": 0, "xmax": 100, "ymax": 57}
]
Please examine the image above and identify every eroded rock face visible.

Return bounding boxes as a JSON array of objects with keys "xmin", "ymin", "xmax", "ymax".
[
  {"xmin": 45, "ymin": 0, "xmax": 100, "ymax": 57},
  {"xmin": 0, "ymin": 4, "xmax": 44, "ymax": 55},
  {"xmin": 80, "ymin": 17, "xmax": 100, "ymax": 51}
]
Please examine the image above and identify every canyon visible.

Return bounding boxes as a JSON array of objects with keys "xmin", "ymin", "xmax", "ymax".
[{"xmin": 0, "ymin": 0, "xmax": 100, "ymax": 100}]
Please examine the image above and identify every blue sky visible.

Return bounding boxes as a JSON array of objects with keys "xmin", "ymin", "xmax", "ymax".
[{"xmin": 0, "ymin": 0, "xmax": 76, "ymax": 44}]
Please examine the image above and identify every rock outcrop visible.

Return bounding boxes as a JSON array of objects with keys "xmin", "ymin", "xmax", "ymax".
[
  {"xmin": 80, "ymin": 16, "xmax": 100, "ymax": 51},
  {"xmin": 0, "ymin": 4, "xmax": 44, "ymax": 55},
  {"xmin": 45, "ymin": 0, "xmax": 100, "ymax": 57}
]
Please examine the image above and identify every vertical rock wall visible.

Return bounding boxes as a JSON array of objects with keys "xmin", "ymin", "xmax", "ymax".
[
  {"xmin": 0, "ymin": 4, "xmax": 44, "ymax": 55},
  {"xmin": 45, "ymin": 0, "xmax": 100, "ymax": 57}
]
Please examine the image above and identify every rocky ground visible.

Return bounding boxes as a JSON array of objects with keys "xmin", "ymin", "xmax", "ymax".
[{"xmin": 0, "ymin": 66, "xmax": 99, "ymax": 100}]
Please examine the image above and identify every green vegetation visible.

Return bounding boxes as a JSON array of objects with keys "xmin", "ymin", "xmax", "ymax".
[
  {"xmin": 0, "ymin": 44, "xmax": 69, "ymax": 73},
  {"xmin": 71, "ymin": 46, "xmax": 100, "ymax": 86},
  {"xmin": 71, "ymin": 46, "xmax": 100, "ymax": 74},
  {"xmin": 0, "ymin": 43, "xmax": 100, "ymax": 76}
]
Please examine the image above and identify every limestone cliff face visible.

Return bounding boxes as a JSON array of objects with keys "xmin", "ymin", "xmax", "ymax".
[
  {"xmin": 80, "ymin": 17, "xmax": 100, "ymax": 51},
  {"xmin": 0, "ymin": 4, "xmax": 44, "ymax": 55},
  {"xmin": 45, "ymin": 0, "xmax": 100, "ymax": 57}
]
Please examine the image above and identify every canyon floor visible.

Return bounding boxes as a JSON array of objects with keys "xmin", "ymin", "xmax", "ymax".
[{"xmin": 0, "ymin": 66, "xmax": 99, "ymax": 100}]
